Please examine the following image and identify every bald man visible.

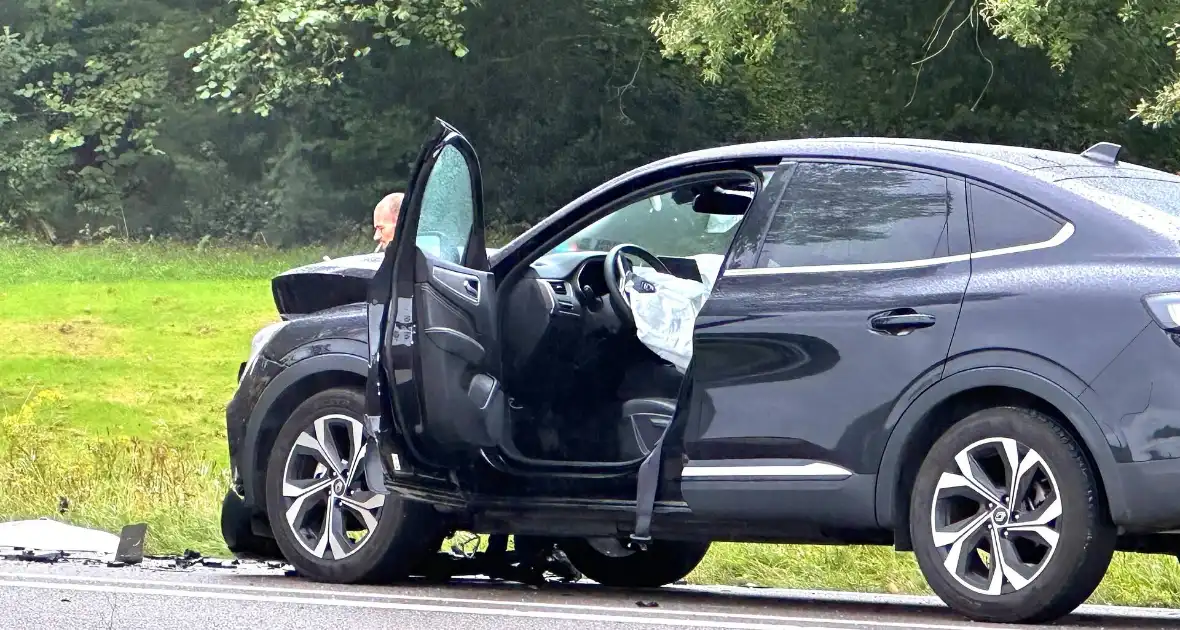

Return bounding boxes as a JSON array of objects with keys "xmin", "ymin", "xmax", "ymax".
[{"xmin": 372, "ymin": 192, "xmax": 403, "ymax": 252}]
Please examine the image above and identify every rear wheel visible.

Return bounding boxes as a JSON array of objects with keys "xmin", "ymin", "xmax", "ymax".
[
  {"xmin": 909, "ymin": 406, "xmax": 1115, "ymax": 624},
  {"xmin": 265, "ymin": 387, "xmax": 444, "ymax": 583},
  {"xmin": 560, "ymin": 538, "xmax": 710, "ymax": 588}
]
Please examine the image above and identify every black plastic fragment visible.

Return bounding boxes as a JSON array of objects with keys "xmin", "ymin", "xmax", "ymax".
[
  {"xmin": 636, "ymin": 600, "xmax": 660, "ymax": 608},
  {"xmin": 114, "ymin": 523, "xmax": 148, "ymax": 565},
  {"xmin": 21, "ymin": 550, "xmax": 64, "ymax": 563},
  {"xmin": 175, "ymin": 549, "xmax": 202, "ymax": 569}
]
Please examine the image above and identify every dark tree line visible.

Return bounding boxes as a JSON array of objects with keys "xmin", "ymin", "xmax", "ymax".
[{"xmin": 2, "ymin": 0, "xmax": 1178, "ymax": 246}]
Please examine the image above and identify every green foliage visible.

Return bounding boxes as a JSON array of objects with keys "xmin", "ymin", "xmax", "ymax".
[
  {"xmin": 654, "ymin": 0, "xmax": 1180, "ymax": 127},
  {"xmin": 3, "ymin": 0, "xmax": 1180, "ymax": 245},
  {"xmin": 185, "ymin": 0, "xmax": 477, "ymax": 116}
]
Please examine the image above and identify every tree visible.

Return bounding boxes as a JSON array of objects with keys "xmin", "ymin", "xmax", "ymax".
[
  {"xmin": 652, "ymin": 0, "xmax": 1180, "ymax": 127},
  {"xmin": 185, "ymin": 0, "xmax": 478, "ymax": 116}
]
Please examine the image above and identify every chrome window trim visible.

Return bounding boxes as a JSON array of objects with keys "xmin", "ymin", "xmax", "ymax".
[{"xmin": 725, "ymin": 222, "xmax": 1073, "ymax": 277}]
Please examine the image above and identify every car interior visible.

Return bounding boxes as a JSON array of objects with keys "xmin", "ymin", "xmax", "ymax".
[{"xmin": 490, "ymin": 169, "xmax": 765, "ymax": 466}]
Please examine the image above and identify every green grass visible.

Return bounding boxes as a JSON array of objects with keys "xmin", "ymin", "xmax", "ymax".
[{"xmin": 2, "ymin": 241, "xmax": 1180, "ymax": 606}]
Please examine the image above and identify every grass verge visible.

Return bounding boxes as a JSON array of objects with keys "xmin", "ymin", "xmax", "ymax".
[{"xmin": 2, "ymin": 241, "xmax": 1180, "ymax": 605}]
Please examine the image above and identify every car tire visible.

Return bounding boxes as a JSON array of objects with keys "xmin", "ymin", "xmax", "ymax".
[
  {"xmin": 560, "ymin": 538, "xmax": 710, "ymax": 588},
  {"xmin": 264, "ymin": 386, "xmax": 443, "ymax": 583},
  {"xmin": 221, "ymin": 489, "xmax": 282, "ymax": 561},
  {"xmin": 909, "ymin": 406, "xmax": 1116, "ymax": 624}
]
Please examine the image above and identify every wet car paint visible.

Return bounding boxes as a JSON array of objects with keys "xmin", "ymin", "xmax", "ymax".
[{"xmin": 226, "ymin": 136, "xmax": 1180, "ymax": 563}]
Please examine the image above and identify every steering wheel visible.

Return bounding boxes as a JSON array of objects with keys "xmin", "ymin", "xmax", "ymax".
[{"xmin": 603, "ymin": 243, "xmax": 671, "ymax": 329}]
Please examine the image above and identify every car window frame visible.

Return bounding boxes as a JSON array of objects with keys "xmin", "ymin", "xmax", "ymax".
[
  {"xmin": 491, "ymin": 164, "xmax": 778, "ymax": 291},
  {"xmin": 739, "ymin": 159, "xmax": 970, "ymax": 274}
]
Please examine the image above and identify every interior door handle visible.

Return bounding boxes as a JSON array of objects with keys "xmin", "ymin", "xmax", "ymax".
[
  {"xmin": 869, "ymin": 310, "xmax": 936, "ymax": 335},
  {"xmin": 463, "ymin": 279, "xmax": 479, "ymax": 298}
]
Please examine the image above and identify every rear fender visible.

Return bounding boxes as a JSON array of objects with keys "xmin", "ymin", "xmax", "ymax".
[{"xmin": 875, "ymin": 364, "xmax": 1127, "ymax": 534}]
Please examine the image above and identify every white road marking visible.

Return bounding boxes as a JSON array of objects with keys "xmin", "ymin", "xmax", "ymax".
[
  {"xmin": 0, "ymin": 572, "xmax": 1001, "ymax": 630},
  {"xmin": 0, "ymin": 579, "xmax": 861, "ymax": 630}
]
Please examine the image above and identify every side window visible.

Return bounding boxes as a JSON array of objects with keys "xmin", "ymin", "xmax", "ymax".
[
  {"xmin": 757, "ymin": 163, "xmax": 951, "ymax": 268},
  {"xmin": 417, "ymin": 144, "xmax": 474, "ymax": 264},
  {"xmin": 969, "ymin": 185, "xmax": 1062, "ymax": 251}
]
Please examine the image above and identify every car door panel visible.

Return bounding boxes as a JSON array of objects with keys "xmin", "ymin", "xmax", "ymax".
[
  {"xmin": 675, "ymin": 161, "xmax": 971, "ymax": 528},
  {"xmin": 367, "ymin": 118, "xmax": 505, "ymax": 473},
  {"xmin": 414, "ymin": 255, "xmax": 502, "ymax": 450}
]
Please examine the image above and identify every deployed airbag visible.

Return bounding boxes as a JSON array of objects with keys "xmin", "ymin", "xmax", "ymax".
[{"xmin": 623, "ymin": 266, "xmax": 710, "ymax": 373}]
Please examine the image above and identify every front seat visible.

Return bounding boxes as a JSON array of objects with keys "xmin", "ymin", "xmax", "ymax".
[{"xmin": 618, "ymin": 397, "xmax": 676, "ymax": 460}]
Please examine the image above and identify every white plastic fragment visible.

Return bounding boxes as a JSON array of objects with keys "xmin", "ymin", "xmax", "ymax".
[{"xmin": 0, "ymin": 518, "xmax": 121, "ymax": 555}]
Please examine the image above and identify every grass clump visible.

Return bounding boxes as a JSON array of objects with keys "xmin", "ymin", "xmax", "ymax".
[{"xmin": 0, "ymin": 388, "xmax": 230, "ymax": 555}]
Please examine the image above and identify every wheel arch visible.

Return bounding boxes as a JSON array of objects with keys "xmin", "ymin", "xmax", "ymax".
[
  {"xmin": 241, "ymin": 352, "xmax": 369, "ymax": 514},
  {"xmin": 876, "ymin": 365, "xmax": 1126, "ymax": 551}
]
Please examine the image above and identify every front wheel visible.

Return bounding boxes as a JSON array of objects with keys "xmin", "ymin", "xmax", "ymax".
[
  {"xmin": 560, "ymin": 538, "xmax": 710, "ymax": 588},
  {"xmin": 264, "ymin": 387, "xmax": 444, "ymax": 583},
  {"xmin": 909, "ymin": 406, "xmax": 1116, "ymax": 624}
]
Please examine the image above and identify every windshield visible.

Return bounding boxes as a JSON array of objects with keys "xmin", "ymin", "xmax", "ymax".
[{"xmin": 1058, "ymin": 176, "xmax": 1180, "ymax": 217}]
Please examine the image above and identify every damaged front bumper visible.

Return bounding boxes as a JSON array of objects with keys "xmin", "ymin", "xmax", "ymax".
[{"xmin": 226, "ymin": 355, "xmax": 284, "ymax": 500}]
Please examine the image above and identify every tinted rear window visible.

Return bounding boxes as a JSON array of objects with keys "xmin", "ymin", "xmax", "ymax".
[{"xmin": 1061, "ymin": 177, "xmax": 1180, "ymax": 216}]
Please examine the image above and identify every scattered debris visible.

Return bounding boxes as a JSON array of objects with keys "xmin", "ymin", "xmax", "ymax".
[
  {"xmin": 57, "ymin": 497, "xmax": 70, "ymax": 515},
  {"xmin": 0, "ymin": 519, "xmax": 593, "ymax": 592},
  {"xmin": 635, "ymin": 600, "xmax": 660, "ymax": 608},
  {"xmin": 175, "ymin": 549, "xmax": 202, "ymax": 569},
  {"xmin": 114, "ymin": 523, "xmax": 148, "ymax": 565},
  {"xmin": 417, "ymin": 535, "xmax": 582, "ymax": 587},
  {"xmin": 19, "ymin": 550, "xmax": 64, "ymax": 564}
]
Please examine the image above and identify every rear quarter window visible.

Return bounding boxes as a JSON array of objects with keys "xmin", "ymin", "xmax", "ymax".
[{"xmin": 967, "ymin": 185, "xmax": 1063, "ymax": 252}]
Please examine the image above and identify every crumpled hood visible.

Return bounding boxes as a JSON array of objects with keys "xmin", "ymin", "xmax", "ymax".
[
  {"xmin": 271, "ymin": 249, "xmax": 500, "ymax": 317},
  {"xmin": 271, "ymin": 253, "xmax": 382, "ymax": 318}
]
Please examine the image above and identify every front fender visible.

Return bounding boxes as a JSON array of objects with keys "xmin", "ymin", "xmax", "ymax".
[{"xmin": 241, "ymin": 352, "xmax": 369, "ymax": 508}]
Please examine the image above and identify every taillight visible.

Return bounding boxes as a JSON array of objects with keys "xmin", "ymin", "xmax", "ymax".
[{"xmin": 1143, "ymin": 292, "xmax": 1180, "ymax": 332}]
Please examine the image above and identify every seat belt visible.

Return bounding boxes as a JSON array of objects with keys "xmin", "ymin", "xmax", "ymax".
[{"xmin": 629, "ymin": 436, "xmax": 663, "ymax": 548}]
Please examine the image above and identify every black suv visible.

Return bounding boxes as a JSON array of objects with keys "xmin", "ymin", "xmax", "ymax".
[{"xmin": 223, "ymin": 121, "xmax": 1180, "ymax": 624}]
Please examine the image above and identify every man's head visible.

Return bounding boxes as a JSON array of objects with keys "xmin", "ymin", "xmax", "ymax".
[{"xmin": 373, "ymin": 192, "xmax": 403, "ymax": 252}]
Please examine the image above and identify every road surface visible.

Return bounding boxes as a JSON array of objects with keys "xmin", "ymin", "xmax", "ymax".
[{"xmin": 3, "ymin": 556, "xmax": 1179, "ymax": 630}]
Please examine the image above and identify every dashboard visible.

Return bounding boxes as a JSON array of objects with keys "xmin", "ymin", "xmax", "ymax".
[
  {"xmin": 527, "ymin": 251, "xmax": 705, "ymax": 315},
  {"xmin": 500, "ymin": 250, "xmax": 706, "ymax": 403}
]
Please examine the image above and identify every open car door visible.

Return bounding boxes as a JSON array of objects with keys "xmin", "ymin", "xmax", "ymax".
[{"xmin": 367, "ymin": 119, "xmax": 505, "ymax": 469}]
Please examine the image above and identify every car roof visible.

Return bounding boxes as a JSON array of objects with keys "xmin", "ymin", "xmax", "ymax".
[{"xmin": 646, "ymin": 136, "xmax": 1172, "ymax": 178}]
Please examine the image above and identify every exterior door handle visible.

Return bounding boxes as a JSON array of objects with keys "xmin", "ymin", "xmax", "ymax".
[{"xmin": 869, "ymin": 309, "xmax": 936, "ymax": 335}]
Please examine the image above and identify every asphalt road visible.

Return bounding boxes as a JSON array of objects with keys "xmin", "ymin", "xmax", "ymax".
[{"xmin": 3, "ymin": 557, "xmax": 1180, "ymax": 630}]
